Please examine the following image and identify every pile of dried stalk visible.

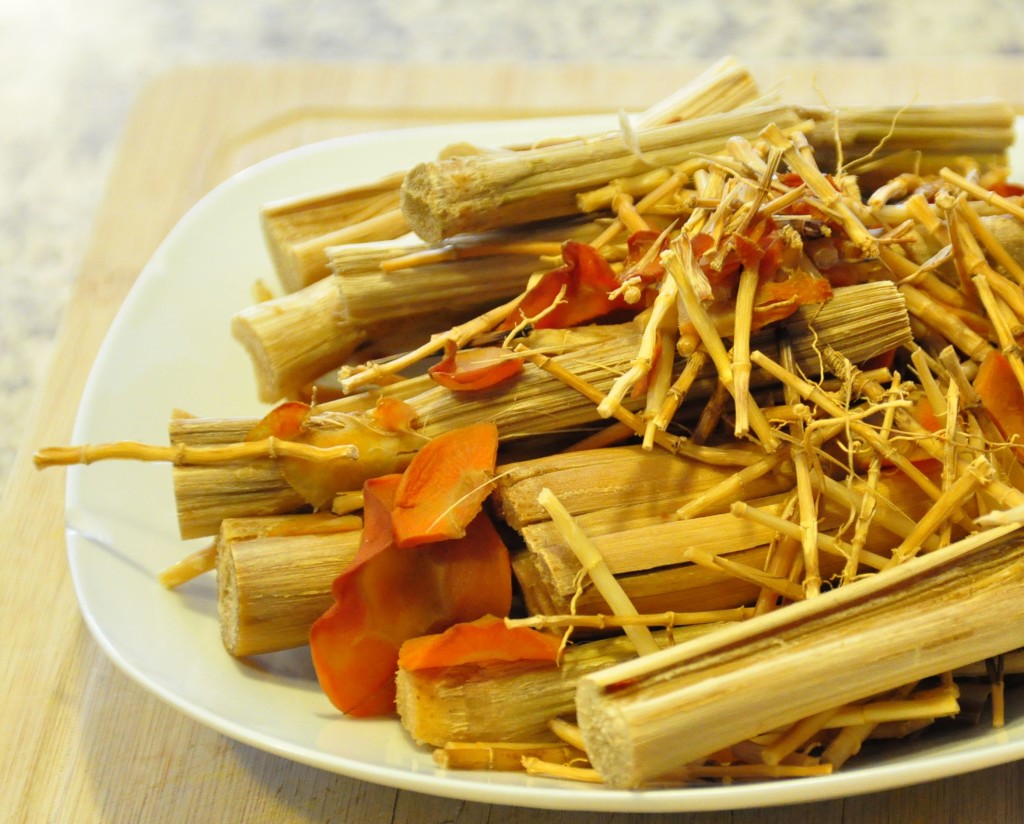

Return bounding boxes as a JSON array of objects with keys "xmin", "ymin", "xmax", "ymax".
[{"xmin": 36, "ymin": 57, "xmax": 1024, "ymax": 789}]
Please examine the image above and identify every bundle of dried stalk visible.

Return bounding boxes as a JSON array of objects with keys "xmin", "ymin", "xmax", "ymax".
[
  {"xmin": 401, "ymin": 105, "xmax": 802, "ymax": 243},
  {"xmin": 167, "ymin": 281, "xmax": 908, "ymax": 537},
  {"xmin": 260, "ymin": 57, "xmax": 760, "ymax": 291},
  {"xmin": 31, "ymin": 57, "xmax": 1024, "ymax": 789},
  {"xmin": 575, "ymin": 524, "xmax": 1024, "ymax": 788}
]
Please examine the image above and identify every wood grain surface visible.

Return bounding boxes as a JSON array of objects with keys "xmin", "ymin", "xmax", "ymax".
[{"xmin": 4, "ymin": 60, "xmax": 1024, "ymax": 824}]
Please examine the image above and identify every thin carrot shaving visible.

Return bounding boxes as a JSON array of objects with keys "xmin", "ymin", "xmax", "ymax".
[
  {"xmin": 398, "ymin": 615, "xmax": 562, "ymax": 671},
  {"xmin": 391, "ymin": 422, "xmax": 499, "ymax": 547}
]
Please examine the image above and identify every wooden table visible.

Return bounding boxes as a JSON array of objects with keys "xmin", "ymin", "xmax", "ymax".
[{"xmin": 5, "ymin": 60, "xmax": 1024, "ymax": 823}]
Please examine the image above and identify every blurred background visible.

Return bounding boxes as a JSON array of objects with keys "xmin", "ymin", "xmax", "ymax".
[{"xmin": 3, "ymin": 0, "xmax": 1024, "ymax": 491}]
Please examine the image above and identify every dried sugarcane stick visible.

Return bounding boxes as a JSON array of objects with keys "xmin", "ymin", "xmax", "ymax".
[
  {"xmin": 44, "ymin": 279, "xmax": 910, "ymax": 540},
  {"xmin": 216, "ymin": 512, "xmax": 362, "ymax": 656},
  {"xmin": 333, "ymin": 219, "xmax": 602, "ymax": 324},
  {"xmin": 395, "ymin": 628, "xmax": 716, "ymax": 748},
  {"xmin": 231, "ymin": 276, "xmax": 367, "ymax": 402},
  {"xmin": 575, "ymin": 523, "xmax": 1024, "ymax": 788},
  {"xmin": 260, "ymin": 171, "xmax": 408, "ymax": 292},
  {"xmin": 800, "ymin": 102, "xmax": 1017, "ymax": 189},
  {"xmin": 401, "ymin": 106, "xmax": 803, "ymax": 243},
  {"xmin": 235, "ymin": 221, "xmax": 596, "ymax": 402}
]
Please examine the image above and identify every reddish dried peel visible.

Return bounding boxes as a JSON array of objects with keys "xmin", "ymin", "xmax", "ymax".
[
  {"xmin": 620, "ymin": 229, "xmax": 669, "ymax": 287},
  {"xmin": 310, "ymin": 477, "xmax": 513, "ymax": 717},
  {"xmin": 428, "ymin": 341, "xmax": 524, "ymax": 391},
  {"xmin": 391, "ymin": 422, "xmax": 499, "ymax": 548},
  {"xmin": 245, "ymin": 401, "xmax": 311, "ymax": 442},
  {"xmin": 975, "ymin": 349, "xmax": 1024, "ymax": 459},
  {"xmin": 499, "ymin": 240, "xmax": 633, "ymax": 331},
  {"xmin": 751, "ymin": 272, "xmax": 833, "ymax": 331},
  {"xmin": 370, "ymin": 397, "xmax": 419, "ymax": 432},
  {"xmin": 398, "ymin": 615, "xmax": 562, "ymax": 672}
]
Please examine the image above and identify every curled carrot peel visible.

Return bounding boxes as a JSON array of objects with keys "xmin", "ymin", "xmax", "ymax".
[
  {"xmin": 398, "ymin": 615, "xmax": 562, "ymax": 672},
  {"xmin": 392, "ymin": 422, "xmax": 499, "ymax": 548},
  {"xmin": 245, "ymin": 401, "xmax": 311, "ymax": 442},
  {"xmin": 428, "ymin": 340, "xmax": 524, "ymax": 391},
  {"xmin": 499, "ymin": 240, "xmax": 635, "ymax": 331},
  {"xmin": 310, "ymin": 475, "xmax": 512, "ymax": 717},
  {"xmin": 974, "ymin": 349, "xmax": 1024, "ymax": 459}
]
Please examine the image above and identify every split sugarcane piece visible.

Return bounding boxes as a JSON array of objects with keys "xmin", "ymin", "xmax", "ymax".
[{"xmin": 575, "ymin": 523, "xmax": 1024, "ymax": 788}]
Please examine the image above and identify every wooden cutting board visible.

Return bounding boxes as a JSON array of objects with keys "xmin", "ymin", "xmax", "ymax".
[{"xmin": 4, "ymin": 60, "xmax": 1024, "ymax": 824}]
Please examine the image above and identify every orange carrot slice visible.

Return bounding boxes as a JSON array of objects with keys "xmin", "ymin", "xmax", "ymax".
[
  {"xmin": 975, "ymin": 348, "xmax": 1024, "ymax": 458},
  {"xmin": 391, "ymin": 422, "xmax": 499, "ymax": 548},
  {"xmin": 398, "ymin": 615, "xmax": 562, "ymax": 672},
  {"xmin": 309, "ymin": 476, "xmax": 512, "ymax": 717},
  {"xmin": 428, "ymin": 341, "xmax": 524, "ymax": 391}
]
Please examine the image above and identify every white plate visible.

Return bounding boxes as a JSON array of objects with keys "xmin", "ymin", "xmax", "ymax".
[{"xmin": 66, "ymin": 115, "xmax": 1024, "ymax": 813}]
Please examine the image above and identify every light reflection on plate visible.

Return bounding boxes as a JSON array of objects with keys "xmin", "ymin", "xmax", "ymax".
[{"xmin": 66, "ymin": 115, "xmax": 1024, "ymax": 812}]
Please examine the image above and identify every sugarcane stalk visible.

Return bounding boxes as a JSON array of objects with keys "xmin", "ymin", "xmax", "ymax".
[
  {"xmin": 575, "ymin": 523, "xmax": 1024, "ymax": 788},
  {"xmin": 260, "ymin": 171, "xmax": 407, "ymax": 291},
  {"xmin": 401, "ymin": 106, "xmax": 802, "ymax": 243},
  {"xmin": 217, "ymin": 513, "xmax": 362, "ymax": 656}
]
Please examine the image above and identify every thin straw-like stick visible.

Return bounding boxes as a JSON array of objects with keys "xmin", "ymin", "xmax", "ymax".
[
  {"xmin": 598, "ymin": 274, "xmax": 678, "ymax": 418},
  {"xmin": 750, "ymin": 349, "xmax": 950, "ymax": 508},
  {"xmin": 505, "ymin": 608, "xmax": 753, "ymax": 631},
  {"xmin": 731, "ymin": 500, "xmax": 890, "ymax": 572},
  {"xmin": 731, "ymin": 266, "xmax": 760, "ymax": 438},
  {"xmin": 885, "ymin": 455, "xmax": 991, "ymax": 568},
  {"xmin": 663, "ymin": 238, "xmax": 779, "ymax": 451},
  {"xmin": 338, "ymin": 295, "xmax": 522, "ymax": 393},
  {"xmin": 642, "ymin": 328, "xmax": 676, "ymax": 449},
  {"xmin": 653, "ymin": 347, "xmax": 710, "ymax": 431},
  {"xmin": 957, "ymin": 204, "xmax": 1024, "ymax": 287},
  {"xmin": 939, "ymin": 167, "xmax": 1024, "ymax": 223},
  {"xmin": 519, "ymin": 347, "xmax": 757, "ymax": 467},
  {"xmin": 576, "ymin": 522, "xmax": 1024, "ymax": 788},
  {"xmin": 683, "ymin": 546, "xmax": 806, "ymax": 602},
  {"xmin": 842, "ymin": 373, "xmax": 903, "ymax": 583},
  {"xmin": 537, "ymin": 488, "xmax": 660, "ymax": 657},
  {"xmin": 33, "ymin": 437, "xmax": 359, "ymax": 469},
  {"xmin": 973, "ymin": 275, "xmax": 1024, "ymax": 400},
  {"xmin": 779, "ymin": 334, "xmax": 821, "ymax": 597}
]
